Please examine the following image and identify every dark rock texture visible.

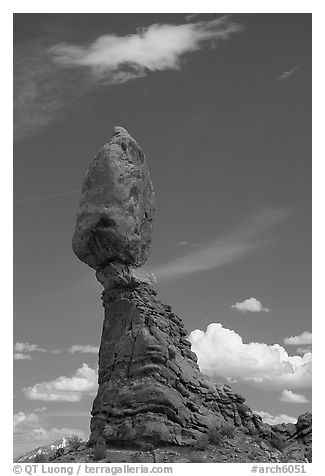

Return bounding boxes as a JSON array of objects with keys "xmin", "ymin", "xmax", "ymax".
[
  {"xmin": 88, "ymin": 265, "xmax": 264, "ymax": 447},
  {"xmin": 72, "ymin": 126, "xmax": 156, "ymax": 270},
  {"xmin": 272, "ymin": 413, "xmax": 312, "ymax": 462}
]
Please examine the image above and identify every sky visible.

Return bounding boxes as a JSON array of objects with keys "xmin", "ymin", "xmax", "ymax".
[{"xmin": 13, "ymin": 13, "xmax": 311, "ymax": 457}]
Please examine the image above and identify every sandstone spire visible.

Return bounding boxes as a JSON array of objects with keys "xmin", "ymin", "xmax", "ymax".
[{"xmin": 72, "ymin": 127, "xmax": 264, "ymax": 447}]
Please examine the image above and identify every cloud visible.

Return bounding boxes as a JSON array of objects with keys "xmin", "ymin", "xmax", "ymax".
[
  {"xmin": 68, "ymin": 345, "xmax": 99, "ymax": 354},
  {"xmin": 296, "ymin": 346, "xmax": 312, "ymax": 355},
  {"xmin": 14, "ymin": 353, "xmax": 32, "ymax": 360},
  {"xmin": 14, "ymin": 38, "xmax": 80, "ymax": 141},
  {"xmin": 189, "ymin": 323, "xmax": 312, "ymax": 390},
  {"xmin": 231, "ymin": 297, "xmax": 270, "ymax": 313},
  {"xmin": 14, "ymin": 412, "xmax": 40, "ymax": 429},
  {"xmin": 152, "ymin": 209, "xmax": 289, "ymax": 280},
  {"xmin": 283, "ymin": 331, "xmax": 312, "ymax": 346},
  {"xmin": 13, "ymin": 342, "xmax": 64, "ymax": 355},
  {"xmin": 14, "ymin": 16, "xmax": 242, "ymax": 141},
  {"xmin": 185, "ymin": 13, "xmax": 203, "ymax": 22},
  {"xmin": 13, "ymin": 410, "xmax": 86, "ymax": 458},
  {"xmin": 255, "ymin": 410, "xmax": 297, "ymax": 425},
  {"xmin": 50, "ymin": 16, "xmax": 242, "ymax": 78},
  {"xmin": 14, "ymin": 342, "xmax": 47, "ymax": 353},
  {"xmin": 274, "ymin": 67, "xmax": 299, "ymax": 82},
  {"xmin": 23, "ymin": 363, "xmax": 98, "ymax": 402},
  {"xmin": 279, "ymin": 389, "xmax": 309, "ymax": 404},
  {"xmin": 177, "ymin": 240, "xmax": 189, "ymax": 246}
]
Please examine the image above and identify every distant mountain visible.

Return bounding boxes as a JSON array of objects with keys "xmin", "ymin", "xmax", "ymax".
[{"xmin": 14, "ymin": 436, "xmax": 79, "ymax": 463}]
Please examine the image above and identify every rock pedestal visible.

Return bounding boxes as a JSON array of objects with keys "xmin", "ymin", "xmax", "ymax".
[
  {"xmin": 87, "ymin": 265, "xmax": 263, "ymax": 446},
  {"xmin": 73, "ymin": 127, "xmax": 264, "ymax": 448}
]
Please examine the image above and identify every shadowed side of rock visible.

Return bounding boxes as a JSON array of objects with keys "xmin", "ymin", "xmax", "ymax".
[{"xmin": 88, "ymin": 266, "xmax": 264, "ymax": 447}]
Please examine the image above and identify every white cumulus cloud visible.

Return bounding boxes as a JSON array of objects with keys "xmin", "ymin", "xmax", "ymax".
[
  {"xmin": 23, "ymin": 364, "xmax": 98, "ymax": 402},
  {"xmin": 231, "ymin": 297, "xmax": 270, "ymax": 313},
  {"xmin": 255, "ymin": 410, "xmax": 297, "ymax": 425},
  {"xmin": 189, "ymin": 323, "xmax": 312, "ymax": 390},
  {"xmin": 279, "ymin": 389, "xmax": 309, "ymax": 404},
  {"xmin": 283, "ymin": 331, "xmax": 312, "ymax": 346}
]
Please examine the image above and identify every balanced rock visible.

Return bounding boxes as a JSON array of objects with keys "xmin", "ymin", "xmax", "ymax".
[
  {"xmin": 73, "ymin": 127, "xmax": 265, "ymax": 447},
  {"xmin": 72, "ymin": 126, "xmax": 156, "ymax": 270}
]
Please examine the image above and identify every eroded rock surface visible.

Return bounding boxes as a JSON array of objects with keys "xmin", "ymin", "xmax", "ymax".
[
  {"xmin": 88, "ymin": 266, "xmax": 264, "ymax": 446},
  {"xmin": 72, "ymin": 126, "xmax": 156, "ymax": 270},
  {"xmin": 272, "ymin": 413, "xmax": 312, "ymax": 462}
]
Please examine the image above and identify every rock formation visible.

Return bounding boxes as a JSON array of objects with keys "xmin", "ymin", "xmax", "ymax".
[
  {"xmin": 271, "ymin": 413, "xmax": 312, "ymax": 462},
  {"xmin": 72, "ymin": 127, "xmax": 267, "ymax": 447},
  {"xmin": 72, "ymin": 126, "xmax": 156, "ymax": 270}
]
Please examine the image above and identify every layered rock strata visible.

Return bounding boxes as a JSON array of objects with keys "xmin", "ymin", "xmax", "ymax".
[{"xmin": 87, "ymin": 265, "xmax": 264, "ymax": 446}]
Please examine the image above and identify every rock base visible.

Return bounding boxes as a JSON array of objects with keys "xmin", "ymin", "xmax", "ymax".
[{"xmin": 89, "ymin": 270, "xmax": 264, "ymax": 447}]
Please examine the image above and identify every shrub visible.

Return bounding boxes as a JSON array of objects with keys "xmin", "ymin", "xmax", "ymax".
[
  {"xmin": 220, "ymin": 426, "xmax": 235, "ymax": 439},
  {"xmin": 191, "ymin": 435, "xmax": 209, "ymax": 450},
  {"xmin": 268, "ymin": 436, "xmax": 286, "ymax": 452},
  {"xmin": 192, "ymin": 428, "xmax": 223, "ymax": 449},
  {"xmin": 68, "ymin": 435, "xmax": 83, "ymax": 451},
  {"xmin": 207, "ymin": 429, "xmax": 222, "ymax": 446},
  {"xmin": 34, "ymin": 453, "xmax": 47, "ymax": 463}
]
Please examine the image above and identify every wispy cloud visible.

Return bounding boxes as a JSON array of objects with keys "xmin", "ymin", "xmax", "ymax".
[
  {"xmin": 177, "ymin": 240, "xmax": 189, "ymax": 247},
  {"xmin": 296, "ymin": 346, "xmax": 312, "ymax": 355},
  {"xmin": 14, "ymin": 39, "xmax": 81, "ymax": 141},
  {"xmin": 279, "ymin": 389, "xmax": 309, "ymax": 404},
  {"xmin": 23, "ymin": 363, "xmax": 98, "ymax": 402},
  {"xmin": 13, "ymin": 342, "xmax": 99, "ymax": 358},
  {"xmin": 14, "ymin": 16, "xmax": 242, "ymax": 141},
  {"xmin": 13, "ymin": 342, "xmax": 62, "ymax": 358},
  {"xmin": 152, "ymin": 209, "xmax": 289, "ymax": 280},
  {"xmin": 68, "ymin": 345, "xmax": 99, "ymax": 354},
  {"xmin": 14, "ymin": 353, "xmax": 32, "ymax": 361},
  {"xmin": 273, "ymin": 67, "xmax": 299, "ymax": 82},
  {"xmin": 185, "ymin": 13, "xmax": 204, "ymax": 22},
  {"xmin": 189, "ymin": 322, "xmax": 312, "ymax": 390},
  {"xmin": 231, "ymin": 297, "xmax": 270, "ymax": 313},
  {"xmin": 50, "ymin": 15, "xmax": 242, "ymax": 77},
  {"xmin": 283, "ymin": 331, "xmax": 312, "ymax": 346}
]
